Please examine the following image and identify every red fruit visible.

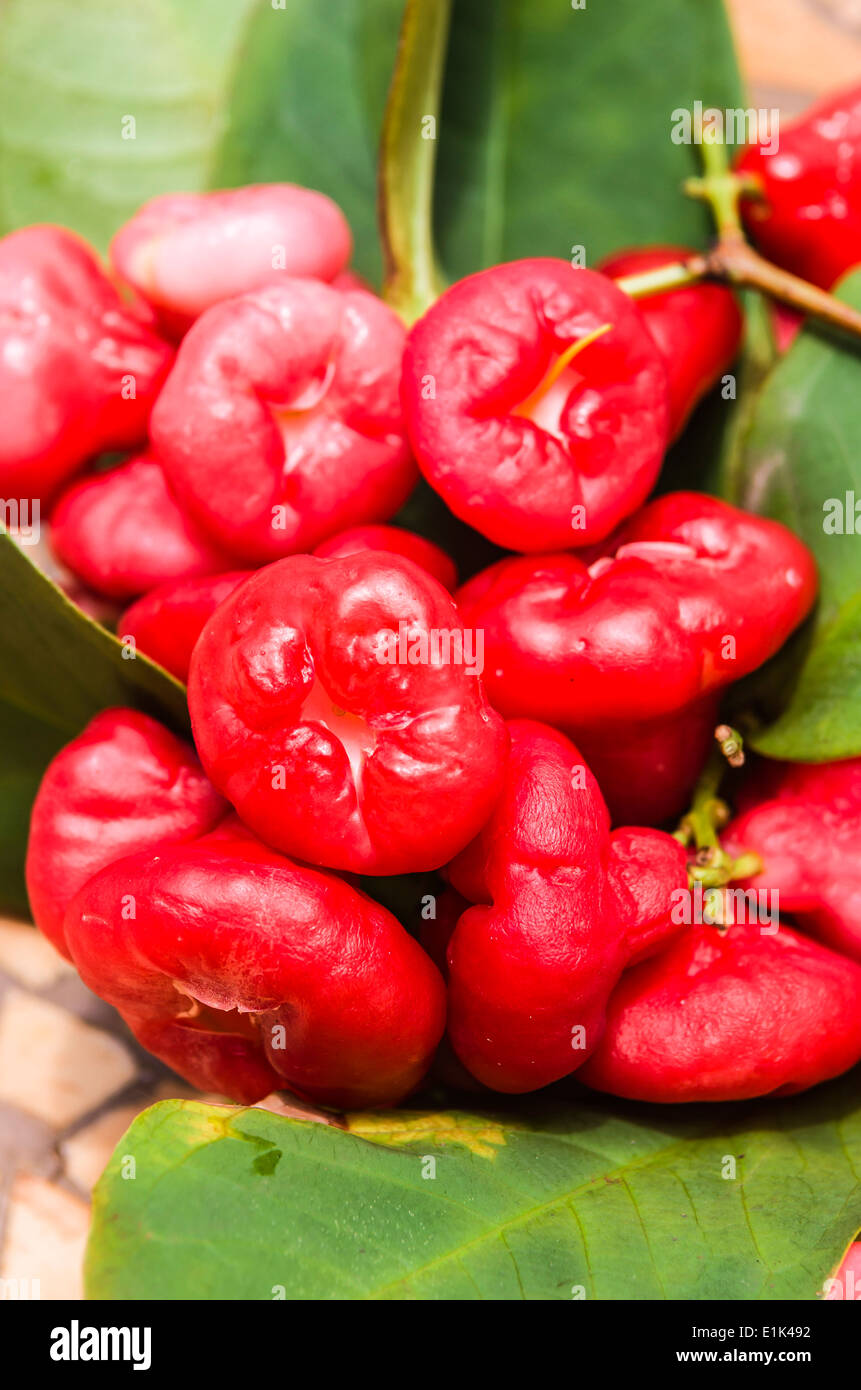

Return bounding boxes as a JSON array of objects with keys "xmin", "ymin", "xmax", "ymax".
[
  {"xmin": 110, "ymin": 184, "xmax": 352, "ymax": 336},
  {"xmin": 65, "ymin": 823, "xmax": 446, "ymax": 1109},
  {"xmin": 151, "ymin": 278, "xmax": 416, "ymax": 565},
  {"xmin": 737, "ymin": 84, "xmax": 861, "ymax": 290},
  {"xmin": 722, "ymin": 757, "xmax": 861, "ymax": 963},
  {"xmin": 401, "ymin": 259, "xmax": 670, "ymax": 552},
  {"xmin": 50, "ymin": 455, "xmax": 231, "ymax": 600},
  {"xmin": 0, "ymin": 226, "xmax": 173, "ymax": 507},
  {"xmin": 118, "ymin": 571, "xmax": 253, "ymax": 682},
  {"xmin": 599, "ymin": 244, "xmax": 743, "ymax": 438},
  {"xmin": 29, "ymin": 708, "xmax": 445, "ymax": 1108},
  {"xmin": 579, "ymin": 922, "xmax": 861, "ymax": 1102},
  {"xmin": 314, "ymin": 524, "xmax": 457, "ymax": 591},
  {"xmin": 442, "ymin": 720, "xmax": 687, "ymax": 1092},
  {"xmin": 456, "ymin": 492, "xmax": 817, "ymax": 823},
  {"xmin": 188, "ymin": 551, "xmax": 508, "ymax": 875},
  {"xmin": 25, "ymin": 709, "xmax": 227, "ymax": 958}
]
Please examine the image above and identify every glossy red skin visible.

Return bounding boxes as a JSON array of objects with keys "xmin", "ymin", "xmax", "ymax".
[
  {"xmin": 579, "ymin": 922, "xmax": 861, "ymax": 1102},
  {"xmin": 599, "ymin": 245, "xmax": 743, "ymax": 438},
  {"xmin": 118, "ymin": 571, "xmax": 253, "ymax": 682},
  {"xmin": 573, "ymin": 696, "xmax": 721, "ymax": 827},
  {"xmin": 722, "ymin": 758, "xmax": 861, "ymax": 963},
  {"xmin": 401, "ymin": 259, "xmax": 670, "ymax": 552},
  {"xmin": 30, "ymin": 708, "xmax": 444, "ymax": 1107},
  {"xmin": 188, "ymin": 551, "xmax": 509, "ymax": 875},
  {"xmin": 151, "ymin": 278, "xmax": 416, "ymax": 565},
  {"xmin": 442, "ymin": 720, "xmax": 688, "ymax": 1093},
  {"xmin": 64, "ymin": 824, "xmax": 446, "ymax": 1109},
  {"xmin": 314, "ymin": 524, "xmax": 457, "ymax": 591},
  {"xmin": 114, "ymin": 534, "xmax": 454, "ymax": 691},
  {"xmin": 26, "ymin": 709, "xmax": 227, "ymax": 959},
  {"xmin": 738, "ymin": 85, "xmax": 861, "ymax": 290},
  {"xmin": 416, "ymin": 886, "xmax": 491, "ymax": 1095},
  {"xmin": 0, "ymin": 226, "xmax": 173, "ymax": 507},
  {"xmin": 113, "ymin": 531, "xmax": 453, "ymax": 689},
  {"xmin": 110, "ymin": 184, "xmax": 352, "ymax": 336},
  {"xmin": 455, "ymin": 492, "xmax": 817, "ymax": 823},
  {"xmin": 51, "ymin": 454, "xmax": 232, "ymax": 600}
]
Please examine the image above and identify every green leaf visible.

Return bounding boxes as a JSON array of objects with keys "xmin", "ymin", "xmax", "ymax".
[
  {"xmin": 0, "ymin": 534, "xmax": 189, "ymax": 914},
  {"xmin": 433, "ymin": 0, "xmax": 743, "ymax": 280},
  {"xmin": 731, "ymin": 272, "xmax": 861, "ymax": 760},
  {"xmin": 0, "ymin": 703, "xmax": 71, "ymax": 918},
  {"xmin": 85, "ymin": 1078, "xmax": 861, "ymax": 1300},
  {"xmin": 0, "ymin": 0, "xmax": 404, "ymax": 285}
]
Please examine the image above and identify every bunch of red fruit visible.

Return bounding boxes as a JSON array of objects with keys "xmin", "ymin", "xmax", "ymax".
[{"xmin": 14, "ymin": 85, "xmax": 861, "ymax": 1111}]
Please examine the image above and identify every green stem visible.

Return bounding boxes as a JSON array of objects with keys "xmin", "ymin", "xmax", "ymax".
[
  {"xmin": 616, "ymin": 258, "xmax": 708, "ymax": 300},
  {"xmin": 617, "ymin": 115, "xmax": 861, "ymax": 343},
  {"xmin": 684, "ymin": 117, "xmax": 746, "ymax": 238},
  {"xmin": 379, "ymin": 0, "xmax": 452, "ymax": 324},
  {"xmin": 620, "ymin": 241, "xmax": 861, "ymax": 340},
  {"xmin": 673, "ymin": 726, "xmax": 762, "ymax": 888},
  {"xmin": 673, "ymin": 745, "xmax": 727, "ymax": 855}
]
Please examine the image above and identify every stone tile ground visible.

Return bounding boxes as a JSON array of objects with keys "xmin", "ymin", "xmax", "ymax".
[
  {"xmin": 0, "ymin": 918, "xmax": 334, "ymax": 1301},
  {"xmin": 0, "ymin": 917, "xmax": 207, "ymax": 1300}
]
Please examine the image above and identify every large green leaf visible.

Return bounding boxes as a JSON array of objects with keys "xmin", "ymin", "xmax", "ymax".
[
  {"xmin": 731, "ymin": 273, "xmax": 861, "ymax": 760},
  {"xmin": 1, "ymin": 0, "xmax": 740, "ymax": 286},
  {"xmin": 0, "ymin": 0, "xmax": 404, "ymax": 284},
  {"xmin": 0, "ymin": 534, "xmax": 188, "ymax": 914},
  {"xmin": 433, "ymin": 0, "xmax": 743, "ymax": 279},
  {"xmin": 85, "ymin": 1079, "xmax": 860, "ymax": 1300}
]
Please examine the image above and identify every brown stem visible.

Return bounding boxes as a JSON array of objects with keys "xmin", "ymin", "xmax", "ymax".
[
  {"xmin": 619, "ymin": 241, "xmax": 861, "ymax": 342},
  {"xmin": 708, "ymin": 239, "xmax": 861, "ymax": 339},
  {"xmin": 621, "ymin": 122, "xmax": 861, "ymax": 343}
]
